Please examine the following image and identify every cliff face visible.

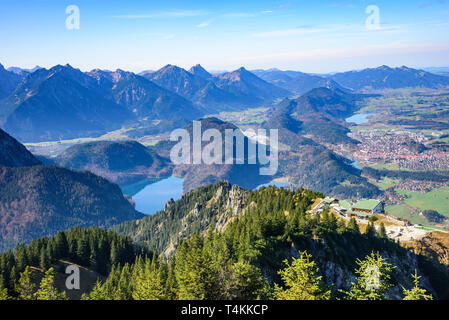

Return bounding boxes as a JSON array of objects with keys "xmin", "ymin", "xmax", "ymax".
[
  {"xmin": 114, "ymin": 181, "xmax": 247, "ymax": 257},
  {"xmin": 406, "ymin": 231, "xmax": 449, "ymax": 265}
]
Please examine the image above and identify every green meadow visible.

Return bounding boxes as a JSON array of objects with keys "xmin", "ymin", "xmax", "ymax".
[{"xmin": 395, "ymin": 186, "xmax": 449, "ymax": 217}]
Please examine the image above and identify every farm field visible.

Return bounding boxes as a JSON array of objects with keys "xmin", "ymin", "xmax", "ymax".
[
  {"xmin": 208, "ymin": 107, "xmax": 268, "ymax": 126},
  {"xmin": 386, "ymin": 204, "xmax": 433, "ymax": 227},
  {"xmin": 370, "ymin": 177, "xmax": 400, "ymax": 190},
  {"xmin": 396, "ymin": 186, "xmax": 449, "ymax": 217}
]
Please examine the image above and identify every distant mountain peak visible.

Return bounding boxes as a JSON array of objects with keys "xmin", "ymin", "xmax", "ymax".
[
  {"xmin": 160, "ymin": 64, "xmax": 176, "ymax": 71},
  {"xmin": 49, "ymin": 64, "xmax": 77, "ymax": 74},
  {"xmin": 50, "ymin": 63, "xmax": 75, "ymax": 71},
  {"xmin": 188, "ymin": 64, "xmax": 211, "ymax": 79},
  {"xmin": 154, "ymin": 64, "xmax": 190, "ymax": 78},
  {"xmin": 377, "ymin": 65, "xmax": 392, "ymax": 70},
  {"xmin": 399, "ymin": 65, "xmax": 412, "ymax": 71}
]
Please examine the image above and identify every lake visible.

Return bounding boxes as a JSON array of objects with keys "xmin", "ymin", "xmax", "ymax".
[
  {"xmin": 351, "ymin": 160, "xmax": 362, "ymax": 170},
  {"xmin": 123, "ymin": 178, "xmax": 290, "ymax": 215},
  {"xmin": 343, "ymin": 152, "xmax": 362, "ymax": 170},
  {"xmin": 345, "ymin": 113, "xmax": 374, "ymax": 125},
  {"xmin": 123, "ymin": 176, "xmax": 184, "ymax": 215}
]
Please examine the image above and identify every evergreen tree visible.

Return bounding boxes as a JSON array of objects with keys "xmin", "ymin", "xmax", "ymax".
[
  {"xmin": 228, "ymin": 261, "xmax": 271, "ymax": 300},
  {"xmin": 275, "ymin": 251, "xmax": 331, "ymax": 300},
  {"xmin": 165, "ymin": 257, "xmax": 177, "ymax": 299},
  {"xmin": 39, "ymin": 246, "xmax": 50, "ymax": 270},
  {"xmin": 110, "ymin": 241, "xmax": 119, "ymax": 266},
  {"xmin": 347, "ymin": 218, "xmax": 360, "ymax": 234},
  {"xmin": 16, "ymin": 266, "xmax": 35, "ymax": 300},
  {"xmin": 68, "ymin": 237, "xmax": 78, "ymax": 260},
  {"xmin": 36, "ymin": 267, "xmax": 67, "ymax": 300},
  {"xmin": 55, "ymin": 232, "xmax": 69, "ymax": 258},
  {"xmin": 96, "ymin": 240, "xmax": 109, "ymax": 275},
  {"xmin": 15, "ymin": 243, "xmax": 28, "ymax": 272},
  {"xmin": 175, "ymin": 235, "xmax": 215, "ymax": 300},
  {"xmin": 365, "ymin": 222, "xmax": 376, "ymax": 237},
  {"xmin": 341, "ymin": 252, "xmax": 394, "ymax": 300},
  {"xmin": 114, "ymin": 263, "xmax": 133, "ymax": 300},
  {"xmin": 82, "ymin": 280, "xmax": 106, "ymax": 300},
  {"xmin": 9, "ymin": 265, "xmax": 18, "ymax": 292},
  {"xmin": 403, "ymin": 270, "xmax": 433, "ymax": 300},
  {"xmin": 76, "ymin": 238, "xmax": 90, "ymax": 265},
  {"xmin": 378, "ymin": 222, "xmax": 387, "ymax": 239},
  {"xmin": 132, "ymin": 257, "xmax": 168, "ymax": 300},
  {"xmin": 0, "ymin": 276, "xmax": 8, "ymax": 300}
]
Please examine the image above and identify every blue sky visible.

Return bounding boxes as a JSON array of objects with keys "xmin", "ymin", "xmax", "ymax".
[{"xmin": 1, "ymin": 0, "xmax": 448, "ymax": 73}]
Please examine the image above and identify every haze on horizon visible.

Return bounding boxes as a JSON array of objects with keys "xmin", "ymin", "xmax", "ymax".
[{"xmin": 1, "ymin": 0, "xmax": 448, "ymax": 73}]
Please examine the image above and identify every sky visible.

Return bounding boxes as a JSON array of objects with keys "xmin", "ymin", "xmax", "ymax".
[{"xmin": 0, "ymin": 0, "xmax": 448, "ymax": 73}]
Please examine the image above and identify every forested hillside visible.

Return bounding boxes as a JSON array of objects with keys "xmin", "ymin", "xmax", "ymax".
[
  {"xmin": 0, "ymin": 227, "xmax": 150, "ymax": 300},
  {"xmin": 0, "ymin": 129, "xmax": 144, "ymax": 252},
  {"xmin": 1, "ymin": 183, "xmax": 447, "ymax": 300},
  {"xmin": 111, "ymin": 182, "xmax": 449, "ymax": 299},
  {"xmin": 55, "ymin": 140, "xmax": 173, "ymax": 185},
  {"xmin": 0, "ymin": 166, "xmax": 143, "ymax": 252}
]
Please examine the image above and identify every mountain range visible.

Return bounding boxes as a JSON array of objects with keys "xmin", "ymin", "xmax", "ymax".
[
  {"xmin": 252, "ymin": 68, "xmax": 345, "ymax": 95},
  {"xmin": 1, "ymin": 65, "xmax": 135, "ymax": 142},
  {"xmin": 87, "ymin": 68, "xmax": 201, "ymax": 120},
  {"xmin": 144, "ymin": 64, "xmax": 290, "ymax": 112},
  {"xmin": 329, "ymin": 65, "xmax": 449, "ymax": 91},
  {"xmin": 1, "ymin": 63, "xmax": 448, "ymax": 143}
]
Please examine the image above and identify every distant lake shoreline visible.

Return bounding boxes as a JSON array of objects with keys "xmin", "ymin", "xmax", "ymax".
[
  {"xmin": 121, "ymin": 176, "xmax": 184, "ymax": 215},
  {"xmin": 345, "ymin": 113, "xmax": 375, "ymax": 125}
]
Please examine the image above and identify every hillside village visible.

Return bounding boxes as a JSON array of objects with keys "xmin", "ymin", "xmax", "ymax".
[{"xmin": 309, "ymin": 196, "xmax": 431, "ymax": 242}]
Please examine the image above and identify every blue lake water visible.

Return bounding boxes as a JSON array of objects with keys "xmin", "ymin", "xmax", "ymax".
[
  {"xmin": 343, "ymin": 152, "xmax": 362, "ymax": 170},
  {"xmin": 345, "ymin": 113, "xmax": 374, "ymax": 125},
  {"xmin": 128, "ymin": 176, "xmax": 184, "ymax": 215},
  {"xmin": 351, "ymin": 160, "xmax": 362, "ymax": 170}
]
